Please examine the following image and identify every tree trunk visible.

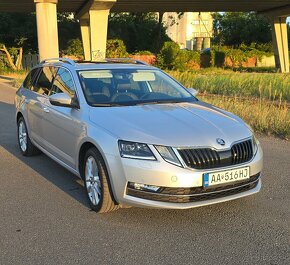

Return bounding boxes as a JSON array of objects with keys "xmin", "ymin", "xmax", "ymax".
[
  {"xmin": 16, "ymin": 47, "xmax": 23, "ymax": 70},
  {"xmin": 156, "ymin": 12, "xmax": 164, "ymax": 52},
  {"xmin": 0, "ymin": 45, "xmax": 17, "ymax": 70}
]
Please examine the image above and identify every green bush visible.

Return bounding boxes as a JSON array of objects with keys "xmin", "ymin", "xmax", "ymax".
[
  {"xmin": 206, "ymin": 45, "xmax": 274, "ymax": 67},
  {"xmin": 132, "ymin": 50, "xmax": 153, "ymax": 55},
  {"xmin": 157, "ymin": 41, "xmax": 180, "ymax": 69},
  {"xmin": 173, "ymin": 50, "xmax": 200, "ymax": 71},
  {"xmin": 239, "ymin": 43, "xmax": 273, "ymax": 61},
  {"xmin": 254, "ymin": 43, "xmax": 273, "ymax": 53},
  {"xmin": 106, "ymin": 39, "xmax": 128, "ymax": 58},
  {"xmin": 158, "ymin": 41, "xmax": 200, "ymax": 70},
  {"xmin": 0, "ymin": 53, "xmax": 7, "ymax": 69},
  {"xmin": 65, "ymin": 38, "xmax": 84, "ymax": 58}
]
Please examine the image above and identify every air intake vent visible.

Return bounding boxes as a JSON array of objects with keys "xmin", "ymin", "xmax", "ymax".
[{"xmin": 178, "ymin": 139, "xmax": 253, "ymax": 169}]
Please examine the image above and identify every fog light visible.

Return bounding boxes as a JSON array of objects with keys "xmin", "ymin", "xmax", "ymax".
[{"xmin": 128, "ymin": 182, "xmax": 160, "ymax": 192}]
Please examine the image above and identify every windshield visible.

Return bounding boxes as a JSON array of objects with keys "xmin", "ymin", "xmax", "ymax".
[{"xmin": 78, "ymin": 69, "xmax": 197, "ymax": 106}]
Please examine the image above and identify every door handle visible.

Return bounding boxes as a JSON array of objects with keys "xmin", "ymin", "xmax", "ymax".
[{"xmin": 43, "ymin": 107, "xmax": 50, "ymax": 113}]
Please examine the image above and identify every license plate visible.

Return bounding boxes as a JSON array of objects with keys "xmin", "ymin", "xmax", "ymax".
[{"xmin": 203, "ymin": 167, "xmax": 250, "ymax": 187}]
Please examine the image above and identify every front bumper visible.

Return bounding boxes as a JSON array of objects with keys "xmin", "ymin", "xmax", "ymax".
[
  {"xmin": 124, "ymin": 179, "xmax": 261, "ymax": 209},
  {"xmin": 106, "ymin": 143, "xmax": 263, "ymax": 209}
]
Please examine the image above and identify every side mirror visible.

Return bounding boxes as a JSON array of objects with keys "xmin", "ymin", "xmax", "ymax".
[
  {"xmin": 49, "ymin": 93, "xmax": 75, "ymax": 108},
  {"xmin": 186, "ymin": 88, "xmax": 198, "ymax": 97}
]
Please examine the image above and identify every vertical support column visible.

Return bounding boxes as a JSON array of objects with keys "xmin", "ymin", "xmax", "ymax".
[
  {"xmin": 89, "ymin": 9, "xmax": 110, "ymax": 61},
  {"xmin": 270, "ymin": 16, "xmax": 289, "ymax": 73},
  {"xmin": 196, "ymin": 37, "xmax": 203, "ymax": 51},
  {"xmin": 80, "ymin": 19, "xmax": 91, "ymax": 61},
  {"xmin": 77, "ymin": 1, "xmax": 115, "ymax": 61},
  {"xmin": 34, "ymin": 0, "xmax": 59, "ymax": 61},
  {"xmin": 203, "ymin": 37, "xmax": 211, "ymax": 49}
]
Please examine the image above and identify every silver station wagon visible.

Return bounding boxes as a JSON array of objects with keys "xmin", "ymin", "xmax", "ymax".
[{"xmin": 15, "ymin": 58, "xmax": 263, "ymax": 213}]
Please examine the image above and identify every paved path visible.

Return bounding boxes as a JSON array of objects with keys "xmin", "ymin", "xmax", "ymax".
[{"xmin": 0, "ymin": 82, "xmax": 289, "ymax": 265}]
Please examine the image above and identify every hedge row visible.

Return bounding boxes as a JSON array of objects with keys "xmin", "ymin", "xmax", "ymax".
[{"xmin": 104, "ymin": 40, "xmax": 275, "ymax": 70}]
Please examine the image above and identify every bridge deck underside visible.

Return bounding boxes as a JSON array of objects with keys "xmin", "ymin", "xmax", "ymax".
[{"xmin": 0, "ymin": 0, "xmax": 289, "ymax": 13}]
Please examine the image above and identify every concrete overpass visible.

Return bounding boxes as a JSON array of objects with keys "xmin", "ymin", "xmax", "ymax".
[{"xmin": 0, "ymin": 0, "xmax": 290, "ymax": 72}]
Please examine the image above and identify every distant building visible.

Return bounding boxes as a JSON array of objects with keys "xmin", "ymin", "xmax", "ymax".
[{"xmin": 163, "ymin": 12, "xmax": 213, "ymax": 51}]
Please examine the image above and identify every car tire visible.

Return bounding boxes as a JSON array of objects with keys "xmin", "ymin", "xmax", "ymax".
[
  {"xmin": 17, "ymin": 117, "xmax": 41, "ymax": 156},
  {"xmin": 82, "ymin": 147, "xmax": 119, "ymax": 213}
]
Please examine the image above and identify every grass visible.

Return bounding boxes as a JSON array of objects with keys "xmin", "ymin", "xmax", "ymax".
[
  {"xmin": 200, "ymin": 95, "xmax": 289, "ymax": 140},
  {"xmin": 168, "ymin": 68, "xmax": 290, "ymax": 102}
]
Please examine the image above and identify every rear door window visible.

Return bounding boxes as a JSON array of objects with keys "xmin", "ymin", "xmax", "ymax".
[
  {"xmin": 33, "ymin": 66, "xmax": 57, "ymax": 95},
  {"xmin": 23, "ymin": 68, "xmax": 39, "ymax": 90}
]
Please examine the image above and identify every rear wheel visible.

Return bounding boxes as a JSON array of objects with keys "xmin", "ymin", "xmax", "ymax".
[
  {"xmin": 17, "ymin": 117, "xmax": 40, "ymax": 156},
  {"xmin": 83, "ymin": 147, "xmax": 118, "ymax": 213}
]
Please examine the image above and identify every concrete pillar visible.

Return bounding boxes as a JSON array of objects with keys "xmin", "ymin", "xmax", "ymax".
[
  {"xmin": 203, "ymin": 37, "xmax": 211, "ymax": 49},
  {"xmin": 80, "ymin": 19, "xmax": 91, "ymax": 60},
  {"xmin": 195, "ymin": 37, "xmax": 203, "ymax": 51},
  {"xmin": 77, "ymin": 1, "xmax": 116, "ymax": 61},
  {"xmin": 89, "ymin": 9, "xmax": 110, "ymax": 61},
  {"xmin": 34, "ymin": 0, "xmax": 59, "ymax": 61},
  {"xmin": 270, "ymin": 17, "xmax": 289, "ymax": 73}
]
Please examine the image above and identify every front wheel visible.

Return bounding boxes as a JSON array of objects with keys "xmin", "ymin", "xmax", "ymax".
[{"xmin": 83, "ymin": 148, "xmax": 119, "ymax": 213}]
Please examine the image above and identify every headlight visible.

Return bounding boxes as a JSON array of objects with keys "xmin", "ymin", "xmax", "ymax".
[
  {"xmin": 252, "ymin": 134, "xmax": 259, "ymax": 154},
  {"xmin": 245, "ymin": 123, "xmax": 259, "ymax": 154},
  {"xmin": 119, "ymin": 140, "xmax": 156, "ymax": 160},
  {"xmin": 155, "ymin": 145, "xmax": 182, "ymax": 167}
]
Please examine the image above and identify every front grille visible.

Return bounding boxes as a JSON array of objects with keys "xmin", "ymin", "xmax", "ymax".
[
  {"xmin": 127, "ymin": 173, "xmax": 260, "ymax": 203},
  {"xmin": 178, "ymin": 139, "xmax": 253, "ymax": 169}
]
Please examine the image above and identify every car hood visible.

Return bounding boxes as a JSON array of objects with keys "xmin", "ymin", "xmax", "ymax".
[{"xmin": 89, "ymin": 101, "xmax": 251, "ymax": 149}]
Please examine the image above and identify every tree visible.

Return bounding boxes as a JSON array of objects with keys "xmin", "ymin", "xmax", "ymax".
[
  {"xmin": 212, "ymin": 12, "xmax": 272, "ymax": 47},
  {"xmin": 0, "ymin": 44, "xmax": 23, "ymax": 70},
  {"xmin": 106, "ymin": 39, "xmax": 128, "ymax": 58},
  {"xmin": 0, "ymin": 13, "xmax": 38, "ymax": 53},
  {"xmin": 108, "ymin": 12, "xmax": 170, "ymax": 53},
  {"xmin": 57, "ymin": 13, "xmax": 81, "ymax": 53},
  {"xmin": 0, "ymin": 12, "xmax": 81, "ymax": 55},
  {"xmin": 64, "ymin": 38, "xmax": 83, "ymax": 58}
]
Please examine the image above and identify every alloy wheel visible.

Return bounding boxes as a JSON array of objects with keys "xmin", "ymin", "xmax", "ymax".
[
  {"xmin": 18, "ymin": 120, "xmax": 27, "ymax": 152},
  {"xmin": 85, "ymin": 156, "xmax": 102, "ymax": 206}
]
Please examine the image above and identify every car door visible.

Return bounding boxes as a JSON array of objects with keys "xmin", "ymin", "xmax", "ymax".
[
  {"xmin": 26, "ymin": 66, "xmax": 57, "ymax": 146},
  {"xmin": 41, "ymin": 67, "xmax": 83, "ymax": 169}
]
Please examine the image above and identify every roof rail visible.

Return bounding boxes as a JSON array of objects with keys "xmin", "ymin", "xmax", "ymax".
[
  {"xmin": 40, "ymin": 58, "xmax": 76, "ymax": 66},
  {"xmin": 105, "ymin": 58, "xmax": 148, "ymax": 65}
]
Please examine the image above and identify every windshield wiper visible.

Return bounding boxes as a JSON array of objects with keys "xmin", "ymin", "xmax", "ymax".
[
  {"xmin": 91, "ymin": 100, "xmax": 193, "ymax": 107},
  {"xmin": 135, "ymin": 100, "xmax": 185, "ymax": 105},
  {"xmin": 91, "ymin": 102, "xmax": 137, "ymax": 107},
  {"xmin": 91, "ymin": 103, "xmax": 124, "ymax": 107}
]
